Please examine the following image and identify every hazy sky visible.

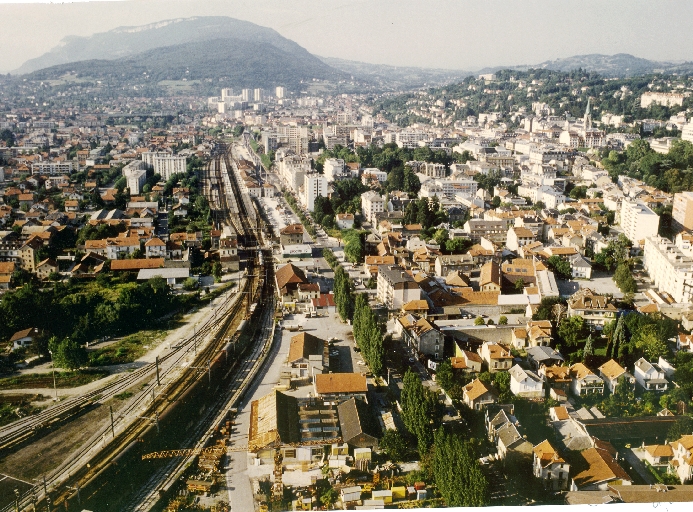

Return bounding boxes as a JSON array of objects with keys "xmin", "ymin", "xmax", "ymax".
[{"xmin": 0, "ymin": 0, "xmax": 692, "ymax": 74}]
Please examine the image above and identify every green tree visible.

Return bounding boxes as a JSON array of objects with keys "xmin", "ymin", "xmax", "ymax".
[
  {"xmin": 444, "ymin": 237, "xmax": 472, "ymax": 254},
  {"xmin": 401, "ymin": 370, "xmax": 442, "ymax": 454},
  {"xmin": 498, "ymin": 316, "xmax": 508, "ymax": 325},
  {"xmin": 380, "ymin": 429, "xmax": 410, "ymax": 462},
  {"xmin": 212, "ymin": 261, "xmax": 222, "ymax": 282},
  {"xmin": 558, "ymin": 316, "xmax": 589, "ymax": 346},
  {"xmin": 546, "ymin": 255, "xmax": 572, "ymax": 280},
  {"xmin": 667, "ymin": 415, "xmax": 693, "ymax": 442},
  {"xmin": 583, "ymin": 334, "xmax": 594, "ymax": 363},
  {"xmin": 435, "ymin": 359, "xmax": 454, "ymax": 393},
  {"xmin": 49, "ymin": 337, "xmax": 88, "ymax": 370},
  {"xmin": 433, "ymin": 428, "xmax": 489, "ymax": 507},
  {"xmin": 474, "ymin": 316, "xmax": 485, "ymax": 326},
  {"xmin": 633, "ymin": 324, "xmax": 670, "ymax": 361}
]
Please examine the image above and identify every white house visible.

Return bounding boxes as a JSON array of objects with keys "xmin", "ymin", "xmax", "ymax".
[
  {"xmin": 670, "ymin": 435, "xmax": 693, "ymax": 483},
  {"xmin": 533, "ymin": 440, "xmax": 570, "ymax": 491},
  {"xmin": 569, "ymin": 363, "xmax": 604, "ymax": 397},
  {"xmin": 508, "ymin": 365, "xmax": 544, "ymax": 398},
  {"xmin": 10, "ymin": 327, "xmax": 38, "ymax": 351},
  {"xmin": 335, "ymin": 213, "xmax": 355, "ymax": 230},
  {"xmin": 633, "ymin": 358, "xmax": 668, "ymax": 392},
  {"xmin": 569, "ymin": 253, "xmax": 593, "ymax": 279},
  {"xmin": 598, "ymin": 359, "xmax": 635, "ymax": 394}
]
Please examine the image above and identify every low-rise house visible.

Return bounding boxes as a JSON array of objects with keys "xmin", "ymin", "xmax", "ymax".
[
  {"xmin": 363, "ymin": 255, "xmax": 395, "ymax": 278},
  {"xmin": 511, "ymin": 327, "xmax": 527, "ymax": 348},
  {"xmin": 401, "ymin": 299, "xmax": 429, "ymax": 318},
  {"xmin": 533, "ymin": 440, "xmax": 570, "ymax": 491},
  {"xmin": 463, "ymin": 378, "xmax": 497, "ymax": 410},
  {"xmin": 297, "ymin": 282, "xmax": 320, "ymax": 302},
  {"xmin": 506, "ymin": 226, "xmax": 536, "ymax": 252},
  {"xmin": 396, "ymin": 314, "xmax": 443, "ymax": 358},
  {"xmin": 308, "ymin": 294, "xmax": 336, "ymax": 316},
  {"xmin": 508, "ymin": 364, "xmax": 544, "ymax": 398},
  {"xmin": 287, "ymin": 332, "xmax": 327, "ymax": 380},
  {"xmin": 633, "ymin": 358, "xmax": 668, "ymax": 392},
  {"xmin": 570, "ymin": 446, "xmax": 632, "ymax": 491},
  {"xmin": 35, "ymin": 258, "xmax": 58, "ymax": 280},
  {"xmin": 598, "ymin": 359, "xmax": 635, "ymax": 394},
  {"xmin": 335, "ymin": 213, "xmax": 354, "ymax": 230},
  {"xmin": 569, "ymin": 363, "xmax": 605, "ymax": 397},
  {"xmin": 479, "ymin": 261, "xmax": 502, "ymax": 291},
  {"xmin": 496, "ymin": 421, "xmax": 534, "ymax": 462},
  {"xmin": 569, "ymin": 253, "xmax": 593, "ymax": 279},
  {"xmin": 434, "ymin": 254, "xmax": 474, "ymax": 278},
  {"xmin": 540, "ymin": 365, "xmax": 573, "ymax": 393},
  {"xmin": 526, "ymin": 320, "xmax": 553, "ymax": 347},
  {"xmin": 478, "ymin": 342, "xmax": 513, "ymax": 373},
  {"xmin": 526, "ymin": 346, "xmax": 564, "ymax": 370},
  {"xmin": 64, "ymin": 200, "xmax": 79, "ymax": 213},
  {"xmin": 670, "ymin": 435, "xmax": 693, "ymax": 483},
  {"xmin": 84, "ymin": 236, "xmax": 141, "ymax": 260},
  {"xmin": 455, "ymin": 348, "xmax": 483, "ymax": 373},
  {"xmin": 567, "ymin": 291, "xmax": 617, "ymax": 330},
  {"xmin": 275, "ymin": 263, "xmax": 309, "ymax": 303},
  {"xmin": 677, "ymin": 333, "xmax": 693, "ymax": 353},
  {"xmin": 641, "ymin": 444, "xmax": 674, "ymax": 466},
  {"xmin": 0, "ymin": 261, "xmax": 14, "ymax": 290},
  {"xmin": 9, "ymin": 327, "xmax": 39, "ymax": 350},
  {"xmin": 314, "ymin": 373, "xmax": 368, "ymax": 401},
  {"xmin": 144, "ymin": 237, "xmax": 167, "ymax": 258},
  {"xmin": 279, "ymin": 223, "xmax": 304, "ymax": 246}
]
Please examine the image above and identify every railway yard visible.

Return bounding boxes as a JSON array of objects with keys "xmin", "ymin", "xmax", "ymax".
[{"xmin": 2, "ymin": 143, "xmax": 275, "ymax": 512}]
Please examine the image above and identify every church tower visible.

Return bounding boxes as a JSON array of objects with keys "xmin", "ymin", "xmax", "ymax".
[{"xmin": 583, "ymin": 98, "xmax": 592, "ymax": 130}]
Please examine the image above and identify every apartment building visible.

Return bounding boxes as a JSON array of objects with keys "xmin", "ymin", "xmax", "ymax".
[
  {"xmin": 31, "ymin": 161, "xmax": 74, "ymax": 175},
  {"xmin": 301, "ymin": 173, "xmax": 328, "ymax": 212},
  {"xmin": 361, "ymin": 191, "xmax": 385, "ymax": 224},
  {"xmin": 323, "ymin": 158, "xmax": 345, "ymax": 182},
  {"xmin": 620, "ymin": 200, "xmax": 660, "ymax": 244},
  {"xmin": 141, "ymin": 152, "xmax": 186, "ymax": 180},
  {"xmin": 421, "ymin": 162, "xmax": 446, "ymax": 178},
  {"xmin": 377, "ymin": 265, "xmax": 421, "ymax": 310},
  {"xmin": 672, "ymin": 191, "xmax": 693, "ymax": 233},
  {"xmin": 643, "ymin": 236, "xmax": 693, "ymax": 304},
  {"xmin": 640, "ymin": 92, "xmax": 684, "ymax": 109},
  {"xmin": 276, "ymin": 152, "xmax": 311, "ymax": 193},
  {"xmin": 123, "ymin": 160, "xmax": 147, "ymax": 195},
  {"xmin": 464, "ymin": 219, "xmax": 507, "ymax": 244}
]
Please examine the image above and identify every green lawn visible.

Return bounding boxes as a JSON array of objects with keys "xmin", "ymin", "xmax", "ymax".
[
  {"xmin": 0, "ymin": 370, "xmax": 109, "ymax": 390},
  {"xmin": 88, "ymin": 330, "xmax": 166, "ymax": 366}
]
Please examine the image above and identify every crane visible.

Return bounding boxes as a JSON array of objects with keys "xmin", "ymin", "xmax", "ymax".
[{"xmin": 141, "ymin": 445, "xmax": 247, "ymax": 460}]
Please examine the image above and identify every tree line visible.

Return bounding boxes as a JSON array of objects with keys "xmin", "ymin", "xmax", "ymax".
[{"xmin": 352, "ymin": 293, "xmax": 384, "ymax": 376}]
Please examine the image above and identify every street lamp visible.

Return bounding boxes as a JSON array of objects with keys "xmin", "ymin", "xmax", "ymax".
[{"xmin": 48, "ymin": 350, "xmax": 57, "ymax": 401}]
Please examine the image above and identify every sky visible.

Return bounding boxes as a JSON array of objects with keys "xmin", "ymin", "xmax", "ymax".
[{"xmin": 0, "ymin": 0, "xmax": 693, "ymax": 74}]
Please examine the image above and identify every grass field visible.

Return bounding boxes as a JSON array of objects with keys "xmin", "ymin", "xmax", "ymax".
[
  {"xmin": 88, "ymin": 330, "xmax": 167, "ymax": 366},
  {"xmin": 0, "ymin": 370, "xmax": 109, "ymax": 390},
  {"xmin": 158, "ymin": 79, "xmax": 201, "ymax": 91}
]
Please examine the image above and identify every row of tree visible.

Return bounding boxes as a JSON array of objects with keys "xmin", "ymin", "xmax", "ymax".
[
  {"xmin": 0, "ymin": 277, "xmax": 181, "ymax": 352},
  {"xmin": 433, "ymin": 428, "xmax": 490, "ymax": 507},
  {"xmin": 352, "ymin": 294, "xmax": 384, "ymax": 376},
  {"xmin": 400, "ymin": 369, "xmax": 444, "ymax": 454}
]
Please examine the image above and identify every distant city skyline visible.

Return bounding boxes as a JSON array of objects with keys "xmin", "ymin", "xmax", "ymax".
[{"xmin": 0, "ymin": 0, "xmax": 692, "ymax": 74}]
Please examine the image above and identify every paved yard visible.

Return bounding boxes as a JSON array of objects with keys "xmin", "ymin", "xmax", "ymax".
[{"xmin": 557, "ymin": 272, "xmax": 623, "ymax": 298}]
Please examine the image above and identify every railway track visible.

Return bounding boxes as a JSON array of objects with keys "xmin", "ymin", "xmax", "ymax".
[{"xmin": 7, "ymin": 144, "xmax": 273, "ymax": 512}]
